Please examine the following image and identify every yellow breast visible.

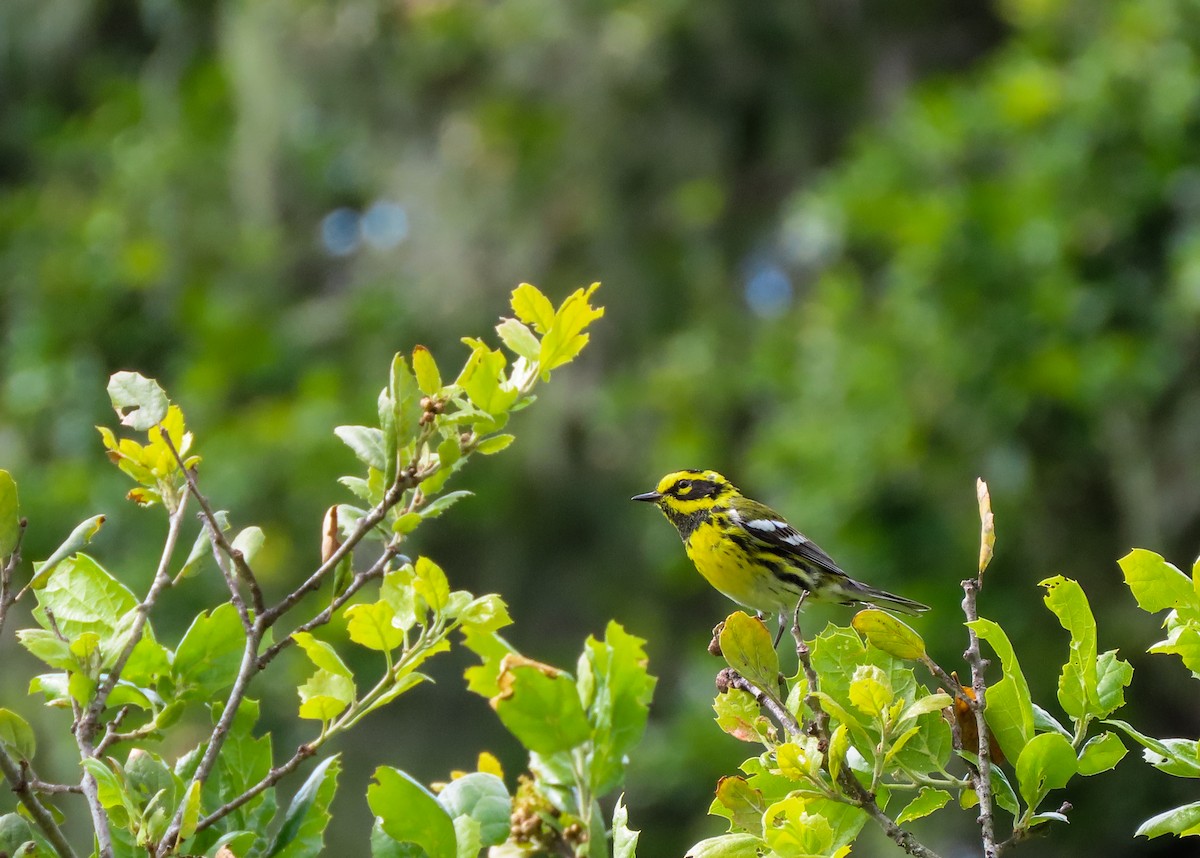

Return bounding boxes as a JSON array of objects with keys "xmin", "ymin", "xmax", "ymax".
[{"xmin": 685, "ymin": 521, "xmax": 777, "ymax": 613}]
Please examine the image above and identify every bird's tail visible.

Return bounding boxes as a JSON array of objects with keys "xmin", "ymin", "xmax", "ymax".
[{"xmin": 844, "ymin": 581, "xmax": 929, "ymax": 616}]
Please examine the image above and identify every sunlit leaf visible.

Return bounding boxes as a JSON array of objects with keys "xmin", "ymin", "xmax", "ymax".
[
  {"xmin": 966, "ymin": 618, "xmax": 1034, "ymax": 762},
  {"xmin": 852, "ymin": 609, "xmax": 925, "ymax": 660},
  {"xmin": 489, "ymin": 655, "xmax": 591, "ymax": 755},
  {"xmin": 412, "ymin": 346, "xmax": 442, "ymax": 396},
  {"xmin": 896, "ymin": 787, "xmax": 951, "ymax": 825},
  {"xmin": 368, "ymin": 767, "xmax": 456, "ymax": 858},
  {"xmin": 345, "ymin": 601, "xmax": 405, "ymax": 652},
  {"xmin": 0, "ymin": 709, "xmax": 36, "ymax": 759},
  {"xmin": 1119, "ymin": 549, "xmax": 1196, "ymax": 614},
  {"xmin": 1136, "ymin": 801, "xmax": 1200, "ymax": 839},
  {"xmin": 0, "ymin": 470, "xmax": 19, "ymax": 557},
  {"xmin": 719, "ymin": 611, "xmax": 779, "ymax": 691},
  {"xmin": 30, "ymin": 515, "xmax": 108, "ymax": 589},
  {"xmin": 436, "ymin": 772, "xmax": 511, "ymax": 848},
  {"xmin": 1077, "ymin": 731, "xmax": 1126, "ymax": 776},
  {"xmin": 108, "ymin": 371, "xmax": 169, "ymax": 431},
  {"xmin": 1015, "ymin": 731, "xmax": 1076, "ymax": 808}
]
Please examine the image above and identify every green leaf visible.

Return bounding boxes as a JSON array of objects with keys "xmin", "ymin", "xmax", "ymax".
[
  {"xmin": 33, "ymin": 553, "xmax": 136, "ymax": 640},
  {"xmin": 613, "ymin": 796, "xmax": 640, "ymax": 858},
  {"xmin": 231, "ymin": 526, "xmax": 265, "ymax": 566},
  {"xmin": 1077, "ymin": 731, "xmax": 1127, "ymax": 775},
  {"xmin": 419, "ymin": 490, "xmax": 473, "ymax": 520},
  {"xmin": 1094, "ymin": 650, "xmax": 1133, "ymax": 718},
  {"xmin": 368, "ymin": 767, "xmax": 456, "ymax": 858},
  {"xmin": 576, "ymin": 621, "xmax": 656, "ymax": 795},
  {"xmin": 436, "ymin": 772, "xmax": 511, "ymax": 848},
  {"xmin": 1032, "ymin": 704, "xmax": 1073, "ymax": 740},
  {"xmin": 511, "ymin": 283, "xmax": 556, "ymax": 334},
  {"xmin": 82, "ymin": 757, "xmax": 136, "ymax": 827},
  {"xmin": 29, "ymin": 514, "xmax": 109, "ymax": 589},
  {"xmin": 762, "ymin": 795, "xmax": 836, "ymax": 857},
  {"xmin": 895, "ymin": 787, "xmax": 951, "ymax": 825},
  {"xmin": 459, "ymin": 594, "xmax": 512, "ymax": 634},
  {"xmin": 345, "ymin": 601, "xmax": 405, "ymax": 652},
  {"xmin": 267, "ymin": 755, "xmax": 341, "ymax": 857},
  {"xmin": 455, "ymin": 341, "xmax": 518, "ymax": 416},
  {"xmin": 0, "ymin": 813, "xmax": 35, "ymax": 857},
  {"xmin": 413, "ymin": 556, "xmax": 450, "ymax": 615},
  {"xmin": 1105, "ymin": 719, "xmax": 1200, "ymax": 777},
  {"xmin": 1119, "ymin": 549, "xmax": 1197, "ymax": 613},
  {"xmin": 713, "ymin": 687, "xmax": 769, "ymax": 743},
  {"xmin": 0, "ymin": 470, "xmax": 19, "ymax": 557},
  {"xmin": 711, "ymin": 776, "xmax": 765, "ymax": 836},
  {"xmin": 719, "ymin": 611, "xmax": 779, "ymax": 691},
  {"xmin": 461, "ymin": 628, "xmax": 518, "ymax": 697},
  {"xmin": 776, "ymin": 737, "xmax": 824, "ymax": 782},
  {"xmin": 335, "ymin": 426, "xmax": 388, "ymax": 471},
  {"xmin": 0, "ymin": 709, "xmax": 36, "ymax": 759},
  {"xmin": 1015, "ymin": 731, "xmax": 1077, "ymax": 808},
  {"xmin": 16, "ymin": 629, "xmax": 75, "ymax": 670},
  {"xmin": 389, "ymin": 353, "xmax": 423, "ymax": 446},
  {"xmin": 852, "ymin": 609, "xmax": 926, "ymax": 660},
  {"xmin": 495, "ymin": 318, "xmax": 542, "ymax": 362},
  {"xmin": 298, "ymin": 670, "xmax": 355, "ymax": 721},
  {"xmin": 292, "ymin": 632, "xmax": 353, "ymax": 678},
  {"xmin": 474, "ymin": 434, "xmax": 515, "ymax": 455},
  {"xmin": 538, "ymin": 283, "xmax": 605, "ymax": 374},
  {"xmin": 176, "ymin": 511, "xmax": 229, "ymax": 580},
  {"xmin": 967, "ymin": 618, "xmax": 1034, "ymax": 762},
  {"xmin": 848, "ymin": 664, "xmax": 892, "ymax": 718},
  {"xmin": 1136, "ymin": 801, "xmax": 1200, "ymax": 838},
  {"xmin": 108, "ymin": 371, "xmax": 169, "ymax": 431},
  {"xmin": 173, "ymin": 603, "xmax": 247, "ymax": 699},
  {"xmin": 490, "ymin": 657, "xmax": 592, "ymax": 755},
  {"xmin": 412, "ymin": 346, "xmax": 442, "ymax": 396},
  {"xmin": 685, "ymin": 833, "xmax": 764, "ymax": 858},
  {"xmin": 900, "ymin": 692, "xmax": 952, "ymax": 723},
  {"xmin": 178, "ymin": 779, "xmax": 202, "ymax": 842},
  {"xmin": 1040, "ymin": 575, "xmax": 1099, "ymax": 720},
  {"xmin": 452, "ymin": 816, "xmax": 481, "ymax": 858}
]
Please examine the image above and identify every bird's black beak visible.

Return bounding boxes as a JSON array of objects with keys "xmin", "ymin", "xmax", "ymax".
[{"xmin": 630, "ymin": 490, "xmax": 662, "ymax": 503}]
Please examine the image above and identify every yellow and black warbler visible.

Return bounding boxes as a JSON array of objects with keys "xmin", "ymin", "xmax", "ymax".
[{"xmin": 633, "ymin": 469, "xmax": 929, "ymax": 620}]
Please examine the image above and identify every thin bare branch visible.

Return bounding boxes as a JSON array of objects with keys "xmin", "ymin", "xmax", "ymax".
[
  {"xmin": 84, "ymin": 498, "xmax": 188, "ymax": 733},
  {"xmin": 718, "ymin": 668, "xmax": 803, "ymax": 737},
  {"xmin": 962, "ymin": 576, "xmax": 999, "ymax": 858},
  {"xmin": 0, "ymin": 517, "xmax": 27, "ymax": 640},
  {"xmin": 194, "ymin": 742, "xmax": 318, "ymax": 834},
  {"xmin": 0, "ymin": 746, "xmax": 79, "ymax": 858},
  {"xmin": 836, "ymin": 768, "xmax": 945, "ymax": 858},
  {"xmin": 156, "ymin": 629, "xmax": 262, "ymax": 854},
  {"xmin": 256, "ymin": 553, "xmax": 395, "ymax": 670}
]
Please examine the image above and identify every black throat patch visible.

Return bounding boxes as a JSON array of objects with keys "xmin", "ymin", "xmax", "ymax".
[{"xmin": 663, "ymin": 505, "xmax": 709, "ymax": 541}]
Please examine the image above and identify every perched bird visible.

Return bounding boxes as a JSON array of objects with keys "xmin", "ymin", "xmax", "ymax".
[{"xmin": 632, "ymin": 469, "xmax": 929, "ymax": 622}]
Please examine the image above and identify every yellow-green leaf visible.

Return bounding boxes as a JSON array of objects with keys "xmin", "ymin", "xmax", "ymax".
[
  {"xmin": 510, "ymin": 283, "xmax": 556, "ymax": 334},
  {"xmin": 718, "ymin": 611, "xmax": 779, "ymax": 691},
  {"xmin": 412, "ymin": 345, "xmax": 442, "ymax": 396},
  {"xmin": 345, "ymin": 601, "xmax": 405, "ymax": 652},
  {"xmin": 0, "ymin": 470, "xmax": 19, "ymax": 557},
  {"xmin": 538, "ymin": 283, "xmax": 604, "ymax": 374},
  {"xmin": 852, "ymin": 609, "xmax": 926, "ymax": 660}
]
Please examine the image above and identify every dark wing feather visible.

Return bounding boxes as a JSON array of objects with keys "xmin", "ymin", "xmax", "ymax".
[{"xmin": 729, "ymin": 497, "xmax": 849, "ymax": 577}]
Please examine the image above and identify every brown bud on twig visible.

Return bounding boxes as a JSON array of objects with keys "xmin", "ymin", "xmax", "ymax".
[
  {"xmin": 709, "ymin": 621, "xmax": 725, "ymax": 657},
  {"xmin": 321, "ymin": 506, "xmax": 341, "ymax": 564},
  {"xmin": 715, "ymin": 667, "xmax": 740, "ymax": 694}
]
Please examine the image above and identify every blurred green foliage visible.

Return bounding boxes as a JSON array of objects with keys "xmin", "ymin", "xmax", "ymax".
[{"xmin": 2, "ymin": 0, "xmax": 1200, "ymax": 855}]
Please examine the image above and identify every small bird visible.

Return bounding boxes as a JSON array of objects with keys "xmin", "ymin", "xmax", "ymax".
[{"xmin": 632, "ymin": 469, "xmax": 929, "ymax": 623}]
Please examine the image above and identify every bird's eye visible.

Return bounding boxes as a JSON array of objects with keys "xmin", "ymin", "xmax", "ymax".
[{"xmin": 676, "ymin": 479, "xmax": 692, "ymax": 493}]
